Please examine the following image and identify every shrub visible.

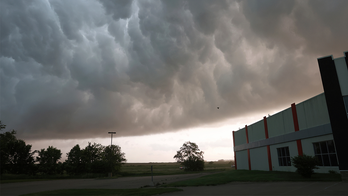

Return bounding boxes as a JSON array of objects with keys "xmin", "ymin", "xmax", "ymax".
[
  {"xmin": 328, "ymin": 170, "xmax": 337, "ymax": 174},
  {"xmin": 291, "ymin": 154, "xmax": 319, "ymax": 178}
]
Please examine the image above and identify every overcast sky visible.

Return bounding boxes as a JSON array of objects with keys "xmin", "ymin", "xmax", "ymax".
[{"xmin": 1, "ymin": 0, "xmax": 347, "ymax": 162}]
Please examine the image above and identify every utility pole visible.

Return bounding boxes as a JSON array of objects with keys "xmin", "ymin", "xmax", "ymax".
[{"xmin": 108, "ymin": 132, "xmax": 116, "ymax": 146}]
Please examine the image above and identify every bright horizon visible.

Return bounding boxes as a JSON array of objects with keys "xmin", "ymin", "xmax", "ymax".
[{"xmin": 25, "ymin": 103, "xmax": 307, "ymax": 163}]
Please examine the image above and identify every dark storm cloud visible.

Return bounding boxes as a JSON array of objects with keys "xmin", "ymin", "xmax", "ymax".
[{"xmin": 1, "ymin": 0, "xmax": 347, "ymax": 140}]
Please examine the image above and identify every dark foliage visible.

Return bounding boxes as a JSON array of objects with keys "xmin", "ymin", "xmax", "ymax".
[
  {"xmin": 174, "ymin": 141, "xmax": 204, "ymax": 171},
  {"xmin": 0, "ymin": 121, "xmax": 36, "ymax": 175},
  {"xmin": 65, "ymin": 143, "xmax": 126, "ymax": 175},
  {"xmin": 36, "ymin": 146, "xmax": 62, "ymax": 175},
  {"xmin": 0, "ymin": 121, "xmax": 126, "ymax": 177},
  {"xmin": 291, "ymin": 154, "xmax": 319, "ymax": 178}
]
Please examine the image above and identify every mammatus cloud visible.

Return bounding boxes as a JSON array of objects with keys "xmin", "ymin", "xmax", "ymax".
[{"xmin": 1, "ymin": 0, "xmax": 347, "ymax": 140}]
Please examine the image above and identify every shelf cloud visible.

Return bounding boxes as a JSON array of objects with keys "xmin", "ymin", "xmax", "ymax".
[{"xmin": 1, "ymin": 0, "xmax": 347, "ymax": 140}]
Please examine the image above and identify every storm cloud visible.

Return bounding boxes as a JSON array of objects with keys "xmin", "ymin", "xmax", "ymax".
[{"xmin": 1, "ymin": 0, "xmax": 347, "ymax": 140}]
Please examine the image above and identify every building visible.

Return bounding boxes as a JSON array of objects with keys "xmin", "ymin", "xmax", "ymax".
[{"xmin": 232, "ymin": 51, "xmax": 348, "ymax": 180}]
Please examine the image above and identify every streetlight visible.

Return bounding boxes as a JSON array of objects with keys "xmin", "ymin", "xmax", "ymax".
[{"xmin": 108, "ymin": 132, "xmax": 116, "ymax": 146}]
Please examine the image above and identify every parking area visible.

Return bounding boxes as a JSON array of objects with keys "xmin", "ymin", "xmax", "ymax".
[
  {"xmin": 1, "ymin": 174, "xmax": 347, "ymax": 196},
  {"xmin": 163, "ymin": 181, "xmax": 348, "ymax": 195}
]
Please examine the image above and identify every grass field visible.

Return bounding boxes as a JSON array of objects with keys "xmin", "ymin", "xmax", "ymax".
[
  {"xmin": 0, "ymin": 161, "xmax": 233, "ymax": 183},
  {"xmin": 161, "ymin": 169, "xmax": 342, "ymax": 187}
]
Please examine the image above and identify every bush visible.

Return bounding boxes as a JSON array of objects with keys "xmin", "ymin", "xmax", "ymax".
[
  {"xmin": 291, "ymin": 154, "xmax": 319, "ymax": 178},
  {"xmin": 183, "ymin": 157, "xmax": 205, "ymax": 171},
  {"xmin": 328, "ymin": 170, "xmax": 337, "ymax": 174}
]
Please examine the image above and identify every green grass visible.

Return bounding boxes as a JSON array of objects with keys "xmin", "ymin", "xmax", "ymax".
[
  {"xmin": 1, "ymin": 162, "xmax": 233, "ymax": 183},
  {"xmin": 161, "ymin": 169, "xmax": 342, "ymax": 187},
  {"xmin": 20, "ymin": 188, "xmax": 182, "ymax": 196}
]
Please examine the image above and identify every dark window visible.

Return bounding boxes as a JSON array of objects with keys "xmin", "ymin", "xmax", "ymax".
[
  {"xmin": 313, "ymin": 140, "xmax": 338, "ymax": 166},
  {"xmin": 277, "ymin": 147, "xmax": 291, "ymax": 166},
  {"xmin": 343, "ymin": 96, "xmax": 348, "ymax": 118}
]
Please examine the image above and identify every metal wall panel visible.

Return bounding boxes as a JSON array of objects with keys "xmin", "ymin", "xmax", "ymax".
[
  {"xmin": 268, "ymin": 107, "xmax": 295, "ymax": 138},
  {"xmin": 234, "ymin": 127, "xmax": 247, "ymax": 146},
  {"xmin": 250, "ymin": 147, "xmax": 269, "ymax": 171},
  {"xmin": 296, "ymin": 93, "xmax": 330, "ymax": 130},
  {"xmin": 236, "ymin": 150, "xmax": 249, "ymax": 170},
  {"xmin": 248, "ymin": 119, "xmax": 265, "ymax": 143}
]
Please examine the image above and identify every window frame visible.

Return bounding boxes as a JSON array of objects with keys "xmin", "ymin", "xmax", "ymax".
[
  {"xmin": 313, "ymin": 140, "xmax": 339, "ymax": 167},
  {"xmin": 277, "ymin": 147, "xmax": 291, "ymax": 166}
]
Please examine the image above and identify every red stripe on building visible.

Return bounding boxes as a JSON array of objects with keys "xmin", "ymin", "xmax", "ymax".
[
  {"xmin": 267, "ymin": 145, "xmax": 272, "ymax": 171},
  {"xmin": 232, "ymin": 131, "xmax": 237, "ymax": 170},
  {"xmin": 245, "ymin": 125, "xmax": 251, "ymax": 170},
  {"xmin": 245, "ymin": 125, "xmax": 249, "ymax": 143},
  {"xmin": 264, "ymin": 116, "xmax": 272, "ymax": 171},
  {"xmin": 263, "ymin": 116, "xmax": 269, "ymax": 139},
  {"xmin": 291, "ymin": 103, "xmax": 303, "ymax": 156},
  {"xmin": 291, "ymin": 103, "xmax": 300, "ymax": 132}
]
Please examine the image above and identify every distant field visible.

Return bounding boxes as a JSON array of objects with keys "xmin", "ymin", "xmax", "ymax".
[{"xmin": 118, "ymin": 162, "xmax": 234, "ymax": 177}]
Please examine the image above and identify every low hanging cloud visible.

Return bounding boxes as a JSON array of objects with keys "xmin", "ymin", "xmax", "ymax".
[{"xmin": 1, "ymin": 0, "xmax": 347, "ymax": 140}]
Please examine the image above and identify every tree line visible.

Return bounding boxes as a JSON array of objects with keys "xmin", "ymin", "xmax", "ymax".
[{"xmin": 0, "ymin": 121, "xmax": 126, "ymax": 176}]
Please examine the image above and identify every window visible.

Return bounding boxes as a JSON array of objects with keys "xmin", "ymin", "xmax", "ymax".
[
  {"xmin": 313, "ymin": 140, "xmax": 338, "ymax": 166},
  {"xmin": 277, "ymin": 147, "xmax": 291, "ymax": 166},
  {"xmin": 343, "ymin": 96, "xmax": 348, "ymax": 118}
]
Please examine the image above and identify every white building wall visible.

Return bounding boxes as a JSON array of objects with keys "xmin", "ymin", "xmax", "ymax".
[
  {"xmin": 236, "ymin": 150, "xmax": 249, "ymax": 170},
  {"xmin": 301, "ymin": 134, "xmax": 339, "ymax": 173},
  {"xmin": 296, "ymin": 93, "xmax": 330, "ymax": 130},
  {"xmin": 270, "ymin": 141, "xmax": 298, "ymax": 172},
  {"xmin": 248, "ymin": 120, "xmax": 265, "ymax": 143},
  {"xmin": 334, "ymin": 57, "xmax": 348, "ymax": 96},
  {"xmin": 250, "ymin": 147, "xmax": 269, "ymax": 171},
  {"xmin": 234, "ymin": 128, "xmax": 247, "ymax": 146},
  {"xmin": 268, "ymin": 107, "xmax": 295, "ymax": 138}
]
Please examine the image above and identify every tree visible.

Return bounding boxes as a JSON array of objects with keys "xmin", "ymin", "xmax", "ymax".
[
  {"xmin": 65, "ymin": 144, "xmax": 84, "ymax": 175},
  {"xmin": 102, "ymin": 145, "xmax": 126, "ymax": 175},
  {"xmin": 81, "ymin": 142, "xmax": 105, "ymax": 173},
  {"xmin": 291, "ymin": 154, "xmax": 319, "ymax": 178},
  {"xmin": 65, "ymin": 142, "xmax": 126, "ymax": 175},
  {"xmin": 0, "ymin": 121, "xmax": 36, "ymax": 175},
  {"xmin": 37, "ymin": 146, "xmax": 62, "ymax": 175},
  {"xmin": 174, "ymin": 141, "xmax": 204, "ymax": 171}
]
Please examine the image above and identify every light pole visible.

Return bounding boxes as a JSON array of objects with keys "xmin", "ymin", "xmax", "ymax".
[{"xmin": 108, "ymin": 132, "xmax": 116, "ymax": 146}]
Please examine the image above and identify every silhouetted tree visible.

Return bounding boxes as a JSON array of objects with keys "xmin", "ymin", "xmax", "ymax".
[
  {"xmin": 65, "ymin": 144, "xmax": 84, "ymax": 175},
  {"xmin": 81, "ymin": 142, "xmax": 105, "ymax": 173},
  {"xmin": 36, "ymin": 146, "xmax": 62, "ymax": 175},
  {"xmin": 65, "ymin": 143, "xmax": 127, "ymax": 175},
  {"xmin": 174, "ymin": 141, "xmax": 204, "ymax": 171},
  {"xmin": 103, "ymin": 145, "xmax": 126, "ymax": 175},
  {"xmin": 0, "ymin": 121, "xmax": 36, "ymax": 175}
]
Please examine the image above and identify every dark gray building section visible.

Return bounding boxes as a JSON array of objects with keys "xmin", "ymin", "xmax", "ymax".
[{"xmin": 318, "ymin": 55, "xmax": 348, "ymax": 172}]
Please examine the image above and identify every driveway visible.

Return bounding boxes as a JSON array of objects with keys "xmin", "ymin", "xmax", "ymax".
[
  {"xmin": 0, "ymin": 173, "xmax": 207, "ymax": 196},
  {"xmin": 162, "ymin": 181, "xmax": 348, "ymax": 196},
  {"xmin": 1, "ymin": 174, "xmax": 347, "ymax": 196}
]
